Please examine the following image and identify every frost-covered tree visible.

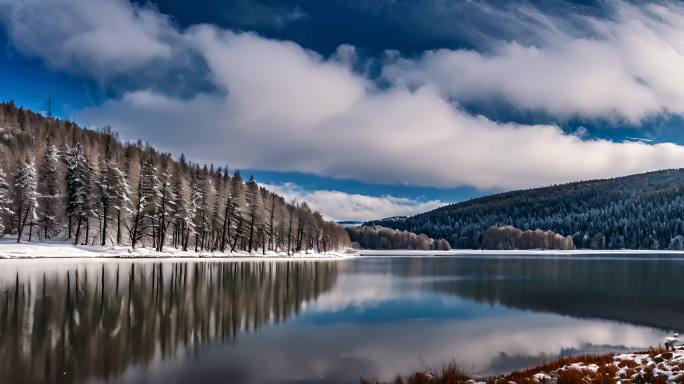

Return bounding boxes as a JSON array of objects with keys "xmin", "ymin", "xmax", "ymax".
[
  {"xmin": 129, "ymin": 158, "xmax": 160, "ymax": 249},
  {"xmin": 96, "ymin": 159, "xmax": 130, "ymax": 246},
  {"xmin": 156, "ymin": 168, "xmax": 176, "ymax": 251},
  {"xmin": 190, "ymin": 168, "xmax": 213, "ymax": 251},
  {"xmin": 64, "ymin": 144, "xmax": 92, "ymax": 245},
  {"xmin": 171, "ymin": 173, "xmax": 192, "ymax": 250},
  {"xmin": 38, "ymin": 144, "xmax": 61, "ymax": 239},
  {"xmin": 14, "ymin": 160, "xmax": 39, "ymax": 242},
  {"xmin": 0, "ymin": 102, "xmax": 351, "ymax": 252},
  {"xmin": 245, "ymin": 175, "xmax": 263, "ymax": 253},
  {"xmin": 229, "ymin": 171, "xmax": 246, "ymax": 252},
  {"xmin": 0, "ymin": 165, "xmax": 13, "ymax": 237}
]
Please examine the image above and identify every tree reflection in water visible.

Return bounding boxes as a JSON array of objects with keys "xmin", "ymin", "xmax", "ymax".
[{"xmin": 0, "ymin": 260, "xmax": 338, "ymax": 383}]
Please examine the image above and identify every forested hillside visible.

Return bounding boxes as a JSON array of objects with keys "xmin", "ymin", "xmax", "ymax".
[
  {"xmin": 367, "ymin": 170, "xmax": 684, "ymax": 250},
  {"xmin": 0, "ymin": 101, "xmax": 350, "ymax": 253}
]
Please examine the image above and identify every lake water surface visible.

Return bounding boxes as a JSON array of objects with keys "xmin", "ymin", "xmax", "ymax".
[{"xmin": 1, "ymin": 254, "xmax": 683, "ymax": 384}]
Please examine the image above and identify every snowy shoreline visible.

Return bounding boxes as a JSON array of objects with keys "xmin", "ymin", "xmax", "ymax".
[{"xmin": 0, "ymin": 240, "xmax": 357, "ymax": 260}]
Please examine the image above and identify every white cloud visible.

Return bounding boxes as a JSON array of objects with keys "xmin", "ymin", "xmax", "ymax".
[
  {"xmin": 382, "ymin": 2, "xmax": 684, "ymax": 123},
  {"xmin": 262, "ymin": 183, "xmax": 444, "ymax": 222},
  {"xmin": 0, "ymin": 0, "xmax": 177, "ymax": 79},
  {"xmin": 6, "ymin": 0, "xmax": 684, "ymax": 191}
]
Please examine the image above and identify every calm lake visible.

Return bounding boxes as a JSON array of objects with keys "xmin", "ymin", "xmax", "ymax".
[{"xmin": 1, "ymin": 254, "xmax": 683, "ymax": 384}]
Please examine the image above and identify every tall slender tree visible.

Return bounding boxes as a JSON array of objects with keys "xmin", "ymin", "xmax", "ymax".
[
  {"xmin": 245, "ymin": 175, "xmax": 263, "ymax": 253},
  {"xmin": 38, "ymin": 144, "xmax": 61, "ymax": 239},
  {"xmin": 14, "ymin": 160, "xmax": 39, "ymax": 242},
  {"xmin": 64, "ymin": 144, "xmax": 92, "ymax": 244},
  {"xmin": 0, "ymin": 165, "xmax": 14, "ymax": 237},
  {"xmin": 96, "ymin": 159, "xmax": 130, "ymax": 246},
  {"xmin": 156, "ymin": 168, "xmax": 176, "ymax": 251}
]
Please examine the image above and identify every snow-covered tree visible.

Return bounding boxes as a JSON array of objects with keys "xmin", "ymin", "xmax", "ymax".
[
  {"xmin": 171, "ymin": 173, "xmax": 193, "ymax": 250},
  {"xmin": 38, "ymin": 144, "xmax": 61, "ymax": 239},
  {"xmin": 0, "ymin": 165, "xmax": 13, "ymax": 237},
  {"xmin": 64, "ymin": 144, "xmax": 92, "ymax": 244},
  {"xmin": 156, "ymin": 168, "xmax": 176, "ymax": 251},
  {"xmin": 190, "ymin": 168, "xmax": 214, "ymax": 251},
  {"xmin": 229, "ymin": 171, "xmax": 246, "ymax": 252},
  {"xmin": 245, "ymin": 175, "xmax": 263, "ymax": 253},
  {"xmin": 128, "ymin": 158, "xmax": 160, "ymax": 249},
  {"xmin": 96, "ymin": 159, "xmax": 130, "ymax": 246},
  {"xmin": 0, "ymin": 102, "xmax": 351, "ymax": 252},
  {"xmin": 14, "ymin": 160, "xmax": 39, "ymax": 242}
]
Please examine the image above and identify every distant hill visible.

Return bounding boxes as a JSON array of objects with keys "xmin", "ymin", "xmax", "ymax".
[
  {"xmin": 366, "ymin": 170, "xmax": 684, "ymax": 250},
  {"xmin": 336, "ymin": 220, "xmax": 364, "ymax": 228}
]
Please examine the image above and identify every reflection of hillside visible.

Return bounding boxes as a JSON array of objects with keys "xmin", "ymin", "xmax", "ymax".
[
  {"xmin": 0, "ymin": 261, "xmax": 338, "ymax": 383},
  {"xmin": 388, "ymin": 257, "xmax": 684, "ymax": 331}
]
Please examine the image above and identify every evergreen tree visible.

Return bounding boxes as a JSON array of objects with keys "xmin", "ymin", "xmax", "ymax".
[
  {"xmin": 14, "ymin": 160, "xmax": 39, "ymax": 242},
  {"xmin": 38, "ymin": 144, "xmax": 61, "ymax": 239},
  {"xmin": 129, "ymin": 158, "xmax": 160, "ymax": 249},
  {"xmin": 229, "ymin": 171, "xmax": 246, "ymax": 252},
  {"xmin": 96, "ymin": 159, "xmax": 130, "ymax": 246},
  {"xmin": 0, "ymin": 102, "xmax": 351, "ymax": 252},
  {"xmin": 64, "ymin": 144, "xmax": 92, "ymax": 245},
  {"xmin": 171, "ymin": 173, "xmax": 193, "ymax": 250},
  {"xmin": 245, "ymin": 175, "xmax": 263, "ymax": 253},
  {"xmin": 156, "ymin": 168, "xmax": 176, "ymax": 251},
  {"xmin": 0, "ymin": 165, "xmax": 14, "ymax": 236}
]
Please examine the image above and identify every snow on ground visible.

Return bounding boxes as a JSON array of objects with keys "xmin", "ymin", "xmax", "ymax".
[
  {"xmin": 515, "ymin": 347, "xmax": 684, "ymax": 384},
  {"xmin": 0, "ymin": 240, "xmax": 357, "ymax": 260}
]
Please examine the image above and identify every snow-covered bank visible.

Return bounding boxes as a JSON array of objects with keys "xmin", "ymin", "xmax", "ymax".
[
  {"xmin": 360, "ymin": 249, "xmax": 684, "ymax": 257},
  {"xmin": 498, "ymin": 347, "xmax": 684, "ymax": 384},
  {"xmin": 369, "ymin": 347, "xmax": 684, "ymax": 384},
  {"xmin": 0, "ymin": 240, "xmax": 357, "ymax": 260}
]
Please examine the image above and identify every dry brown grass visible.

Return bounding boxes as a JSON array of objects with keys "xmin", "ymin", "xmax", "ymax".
[
  {"xmin": 360, "ymin": 361, "xmax": 471, "ymax": 384},
  {"xmin": 361, "ymin": 352, "xmax": 684, "ymax": 384},
  {"xmin": 496, "ymin": 354, "xmax": 615, "ymax": 384}
]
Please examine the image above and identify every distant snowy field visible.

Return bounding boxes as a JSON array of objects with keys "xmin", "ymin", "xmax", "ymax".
[{"xmin": 0, "ymin": 240, "xmax": 357, "ymax": 260}]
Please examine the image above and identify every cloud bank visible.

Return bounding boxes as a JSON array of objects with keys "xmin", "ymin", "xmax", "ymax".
[
  {"xmin": 263, "ymin": 183, "xmax": 444, "ymax": 222},
  {"xmin": 3, "ymin": 0, "xmax": 684, "ymax": 191}
]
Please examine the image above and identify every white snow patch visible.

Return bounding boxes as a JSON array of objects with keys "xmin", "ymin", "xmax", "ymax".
[{"xmin": 0, "ymin": 240, "xmax": 358, "ymax": 260}]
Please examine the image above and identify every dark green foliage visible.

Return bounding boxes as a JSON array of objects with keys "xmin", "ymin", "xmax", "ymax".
[{"xmin": 367, "ymin": 170, "xmax": 684, "ymax": 250}]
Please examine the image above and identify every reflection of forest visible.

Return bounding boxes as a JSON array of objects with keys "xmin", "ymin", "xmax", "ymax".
[
  {"xmin": 0, "ymin": 261, "xmax": 338, "ymax": 383},
  {"xmin": 388, "ymin": 257, "xmax": 684, "ymax": 331}
]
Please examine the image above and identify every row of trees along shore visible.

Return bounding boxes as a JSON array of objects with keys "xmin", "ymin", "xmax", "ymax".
[
  {"xmin": 346, "ymin": 225, "xmax": 451, "ymax": 250},
  {"xmin": 0, "ymin": 101, "xmax": 351, "ymax": 253}
]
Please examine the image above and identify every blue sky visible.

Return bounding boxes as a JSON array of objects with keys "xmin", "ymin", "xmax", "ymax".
[{"xmin": 3, "ymin": 0, "xmax": 684, "ymax": 221}]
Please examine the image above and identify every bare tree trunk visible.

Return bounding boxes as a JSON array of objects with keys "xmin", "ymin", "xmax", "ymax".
[
  {"xmin": 231, "ymin": 217, "xmax": 243, "ymax": 252},
  {"xmin": 248, "ymin": 210, "xmax": 255, "ymax": 253},
  {"xmin": 220, "ymin": 203, "xmax": 230, "ymax": 252},
  {"xmin": 116, "ymin": 210, "xmax": 121, "ymax": 245},
  {"xmin": 44, "ymin": 215, "xmax": 49, "ymax": 240},
  {"xmin": 269, "ymin": 194, "xmax": 275, "ymax": 250},
  {"xmin": 74, "ymin": 217, "xmax": 82, "ymax": 245},
  {"xmin": 16, "ymin": 207, "xmax": 29, "ymax": 243},
  {"xmin": 85, "ymin": 217, "xmax": 90, "ymax": 245},
  {"xmin": 286, "ymin": 215, "xmax": 293, "ymax": 256},
  {"xmin": 101, "ymin": 204, "xmax": 108, "ymax": 246}
]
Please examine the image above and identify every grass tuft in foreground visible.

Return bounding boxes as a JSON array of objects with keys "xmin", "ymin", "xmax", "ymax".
[{"xmin": 362, "ymin": 347, "xmax": 684, "ymax": 384}]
